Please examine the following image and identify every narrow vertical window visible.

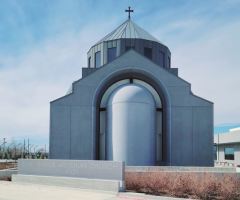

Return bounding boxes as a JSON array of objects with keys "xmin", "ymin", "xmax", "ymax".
[
  {"xmin": 88, "ymin": 57, "xmax": 91, "ymax": 68},
  {"xmin": 159, "ymin": 51, "xmax": 165, "ymax": 67},
  {"xmin": 95, "ymin": 51, "xmax": 101, "ymax": 68},
  {"xmin": 168, "ymin": 56, "xmax": 171, "ymax": 68},
  {"xmin": 107, "ymin": 47, "xmax": 116, "ymax": 63},
  {"xmin": 144, "ymin": 47, "xmax": 152, "ymax": 59}
]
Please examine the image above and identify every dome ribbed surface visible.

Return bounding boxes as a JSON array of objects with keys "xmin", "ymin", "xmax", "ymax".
[{"xmin": 96, "ymin": 19, "xmax": 161, "ymax": 45}]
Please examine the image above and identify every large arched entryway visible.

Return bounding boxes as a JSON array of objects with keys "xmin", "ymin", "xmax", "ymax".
[{"xmin": 96, "ymin": 75, "xmax": 166, "ymax": 165}]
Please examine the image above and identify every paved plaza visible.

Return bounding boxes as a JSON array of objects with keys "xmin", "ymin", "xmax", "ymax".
[{"xmin": 0, "ymin": 181, "xmax": 190, "ymax": 200}]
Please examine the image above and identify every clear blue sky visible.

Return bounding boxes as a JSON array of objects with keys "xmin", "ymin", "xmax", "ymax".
[{"xmin": 0, "ymin": 0, "xmax": 240, "ymax": 147}]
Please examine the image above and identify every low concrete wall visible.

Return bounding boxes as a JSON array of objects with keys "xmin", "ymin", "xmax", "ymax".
[
  {"xmin": 126, "ymin": 166, "xmax": 237, "ymax": 173},
  {"xmin": 14, "ymin": 159, "xmax": 125, "ymax": 192},
  {"xmin": 12, "ymin": 174, "xmax": 120, "ymax": 192},
  {"xmin": 0, "ymin": 169, "xmax": 17, "ymax": 178},
  {"xmin": 18, "ymin": 159, "xmax": 124, "ymax": 181},
  {"xmin": 126, "ymin": 166, "xmax": 240, "ymax": 180}
]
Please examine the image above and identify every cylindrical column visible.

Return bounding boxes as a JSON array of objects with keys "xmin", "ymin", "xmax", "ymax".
[{"xmin": 107, "ymin": 84, "xmax": 156, "ymax": 166}]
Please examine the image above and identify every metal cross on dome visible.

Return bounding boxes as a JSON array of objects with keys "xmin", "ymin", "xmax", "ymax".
[{"xmin": 125, "ymin": 6, "xmax": 134, "ymax": 19}]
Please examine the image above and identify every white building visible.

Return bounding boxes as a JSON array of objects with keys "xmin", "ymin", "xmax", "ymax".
[{"xmin": 214, "ymin": 127, "xmax": 240, "ymax": 166}]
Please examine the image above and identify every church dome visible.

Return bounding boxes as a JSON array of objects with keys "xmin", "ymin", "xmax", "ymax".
[
  {"xmin": 87, "ymin": 19, "xmax": 171, "ymax": 69},
  {"xmin": 95, "ymin": 19, "xmax": 162, "ymax": 45}
]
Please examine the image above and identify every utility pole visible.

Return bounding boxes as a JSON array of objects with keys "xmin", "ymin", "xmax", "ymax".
[
  {"xmin": 27, "ymin": 138, "xmax": 29, "ymax": 159},
  {"xmin": 23, "ymin": 139, "xmax": 25, "ymax": 158},
  {"xmin": 44, "ymin": 144, "xmax": 46, "ymax": 159},
  {"xmin": 14, "ymin": 145, "xmax": 16, "ymax": 160},
  {"xmin": 217, "ymin": 133, "xmax": 219, "ymax": 162},
  {"xmin": 2, "ymin": 138, "xmax": 7, "ymax": 159}
]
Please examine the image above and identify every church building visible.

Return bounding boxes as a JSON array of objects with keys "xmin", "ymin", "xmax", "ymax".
[{"xmin": 49, "ymin": 9, "xmax": 214, "ymax": 166}]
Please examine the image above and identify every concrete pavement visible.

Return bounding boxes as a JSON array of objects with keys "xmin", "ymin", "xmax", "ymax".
[
  {"xmin": 0, "ymin": 181, "xmax": 190, "ymax": 200},
  {"xmin": 0, "ymin": 181, "xmax": 115, "ymax": 200}
]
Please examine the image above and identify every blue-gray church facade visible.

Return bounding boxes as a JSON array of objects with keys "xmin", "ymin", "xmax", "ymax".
[{"xmin": 49, "ymin": 19, "xmax": 214, "ymax": 166}]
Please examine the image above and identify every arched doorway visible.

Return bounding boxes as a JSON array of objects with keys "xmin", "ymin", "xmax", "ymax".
[{"xmin": 98, "ymin": 78, "xmax": 163, "ymax": 165}]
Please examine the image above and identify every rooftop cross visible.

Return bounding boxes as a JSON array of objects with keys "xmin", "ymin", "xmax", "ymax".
[{"xmin": 125, "ymin": 6, "xmax": 134, "ymax": 19}]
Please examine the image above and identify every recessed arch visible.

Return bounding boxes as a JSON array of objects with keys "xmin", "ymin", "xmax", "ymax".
[
  {"xmin": 94, "ymin": 68, "xmax": 171, "ymax": 165},
  {"xmin": 100, "ymin": 79, "xmax": 162, "ymax": 109}
]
